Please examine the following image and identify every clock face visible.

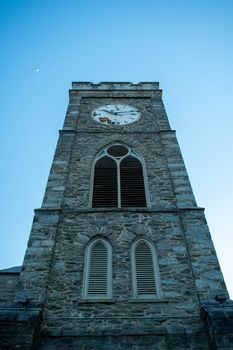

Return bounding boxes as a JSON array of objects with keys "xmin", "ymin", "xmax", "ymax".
[{"xmin": 92, "ymin": 104, "xmax": 140, "ymax": 125}]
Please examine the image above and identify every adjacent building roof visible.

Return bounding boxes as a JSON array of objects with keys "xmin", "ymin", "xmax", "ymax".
[{"xmin": 0, "ymin": 266, "xmax": 22, "ymax": 273}]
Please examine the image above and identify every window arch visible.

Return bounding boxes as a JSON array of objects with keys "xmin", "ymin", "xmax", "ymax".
[
  {"xmin": 82, "ymin": 237, "xmax": 112, "ymax": 299},
  {"xmin": 131, "ymin": 238, "xmax": 161, "ymax": 299},
  {"xmin": 92, "ymin": 143, "xmax": 148, "ymax": 208}
]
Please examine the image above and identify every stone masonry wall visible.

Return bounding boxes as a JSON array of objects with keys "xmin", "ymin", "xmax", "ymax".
[
  {"xmin": 39, "ymin": 210, "xmax": 209, "ymax": 348},
  {"xmin": 8, "ymin": 83, "xmax": 232, "ymax": 349},
  {"xmin": 0, "ymin": 273, "xmax": 19, "ymax": 306}
]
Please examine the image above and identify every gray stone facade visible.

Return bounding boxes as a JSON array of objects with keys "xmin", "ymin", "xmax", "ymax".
[
  {"xmin": 0, "ymin": 268, "xmax": 21, "ymax": 306},
  {"xmin": 0, "ymin": 82, "xmax": 232, "ymax": 349}
]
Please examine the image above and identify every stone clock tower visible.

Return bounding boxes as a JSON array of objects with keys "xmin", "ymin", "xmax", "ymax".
[{"xmin": 1, "ymin": 82, "xmax": 233, "ymax": 349}]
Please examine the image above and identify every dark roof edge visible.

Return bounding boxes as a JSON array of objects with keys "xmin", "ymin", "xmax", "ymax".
[{"xmin": 0, "ymin": 266, "xmax": 22, "ymax": 273}]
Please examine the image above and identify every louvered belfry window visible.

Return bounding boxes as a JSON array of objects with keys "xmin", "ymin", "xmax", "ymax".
[
  {"xmin": 121, "ymin": 156, "xmax": 146, "ymax": 207},
  {"xmin": 132, "ymin": 239, "xmax": 161, "ymax": 299},
  {"xmin": 88, "ymin": 242, "xmax": 107, "ymax": 295},
  {"xmin": 92, "ymin": 144, "xmax": 147, "ymax": 208},
  {"xmin": 92, "ymin": 156, "xmax": 117, "ymax": 207},
  {"xmin": 83, "ymin": 238, "xmax": 112, "ymax": 299}
]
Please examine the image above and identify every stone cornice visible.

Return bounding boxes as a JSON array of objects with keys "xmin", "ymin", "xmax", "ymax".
[{"xmin": 35, "ymin": 207, "xmax": 204, "ymax": 213}]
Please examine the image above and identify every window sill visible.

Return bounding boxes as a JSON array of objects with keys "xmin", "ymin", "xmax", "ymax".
[
  {"xmin": 78, "ymin": 298, "xmax": 167, "ymax": 304},
  {"xmin": 79, "ymin": 299, "xmax": 115, "ymax": 304},
  {"xmin": 130, "ymin": 298, "xmax": 168, "ymax": 303}
]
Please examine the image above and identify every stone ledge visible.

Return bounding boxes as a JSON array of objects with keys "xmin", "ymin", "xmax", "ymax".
[
  {"xmin": 130, "ymin": 298, "xmax": 168, "ymax": 303},
  {"xmin": 78, "ymin": 298, "xmax": 168, "ymax": 304},
  {"xmin": 36, "ymin": 333, "xmax": 210, "ymax": 350},
  {"xmin": 0, "ymin": 306, "xmax": 42, "ymax": 349},
  {"xmin": 201, "ymin": 301, "xmax": 233, "ymax": 349},
  {"xmin": 76, "ymin": 95, "xmax": 155, "ymax": 99},
  {"xmin": 58, "ymin": 129, "xmax": 177, "ymax": 134},
  {"xmin": 43, "ymin": 315, "xmax": 200, "ymax": 321},
  {"xmin": 34, "ymin": 208, "xmax": 61, "ymax": 213},
  {"xmin": 78, "ymin": 299, "xmax": 115, "ymax": 304},
  {"xmin": 59, "ymin": 129, "xmax": 76, "ymax": 134},
  {"xmin": 35, "ymin": 207, "xmax": 204, "ymax": 214},
  {"xmin": 46, "ymin": 328, "xmax": 168, "ymax": 337},
  {"xmin": 71, "ymin": 81, "xmax": 160, "ymax": 90}
]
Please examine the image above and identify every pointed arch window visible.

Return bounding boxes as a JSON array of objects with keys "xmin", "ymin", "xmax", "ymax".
[
  {"xmin": 131, "ymin": 238, "xmax": 162, "ymax": 299},
  {"xmin": 83, "ymin": 238, "xmax": 112, "ymax": 299},
  {"xmin": 92, "ymin": 144, "xmax": 148, "ymax": 208}
]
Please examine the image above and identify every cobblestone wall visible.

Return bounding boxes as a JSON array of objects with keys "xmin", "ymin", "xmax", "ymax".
[
  {"xmin": 1, "ymin": 82, "xmax": 232, "ymax": 349},
  {"xmin": 0, "ymin": 273, "xmax": 20, "ymax": 306}
]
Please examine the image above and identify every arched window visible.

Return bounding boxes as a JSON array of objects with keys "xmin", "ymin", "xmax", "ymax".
[
  {"xmin": 92, "ymin": 144, "xmax": 148, "ymax": 208},
  {"xmin": 82, "ymin": 238, "xmax": 112, "ymax": 299},
  {"xmin": 131, "ymin": 238, "xmax": 161, "ymax": 299}
]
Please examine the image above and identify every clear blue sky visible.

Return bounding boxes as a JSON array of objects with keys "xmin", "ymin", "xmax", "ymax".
[{"xmin": 1, "ymin": 0, "xmax": 233, "ymax": 297}]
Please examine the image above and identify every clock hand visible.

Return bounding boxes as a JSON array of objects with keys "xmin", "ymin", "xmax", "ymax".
[
  {"xmin": 101, "ymin": 109, "xmax": 136, "ymax": 115},
  {"xmin": 101, "ymin": 109, "xmax": 116, "ymax": 115},
  {"xmin": 114, "ymin": 111, "xmax": 137, "ymax": 114}
]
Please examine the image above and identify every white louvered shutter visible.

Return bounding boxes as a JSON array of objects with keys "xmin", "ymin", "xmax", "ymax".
[
  {"xmin": 88, "ymin": 242, "xmax": 108, "ymax": 296},
  {"xmin": 135, "ymin": 242, "xmax": 156, "ymax": 296}
]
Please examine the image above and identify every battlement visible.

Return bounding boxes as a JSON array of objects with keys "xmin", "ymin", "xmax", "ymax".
[{"xmin": 71, "ymin": 81, "xmax": 160, "ymax": 90}]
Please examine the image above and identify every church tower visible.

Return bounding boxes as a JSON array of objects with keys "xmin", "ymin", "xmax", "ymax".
[{"xmin": 1, "ymin": 82, "xmax": 233, "ymax": 349}]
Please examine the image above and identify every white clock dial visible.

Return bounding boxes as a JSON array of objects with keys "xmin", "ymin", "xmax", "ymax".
[{"xmin": 92, "ymin": 104, "xmax": 140, "ymax": 125}]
